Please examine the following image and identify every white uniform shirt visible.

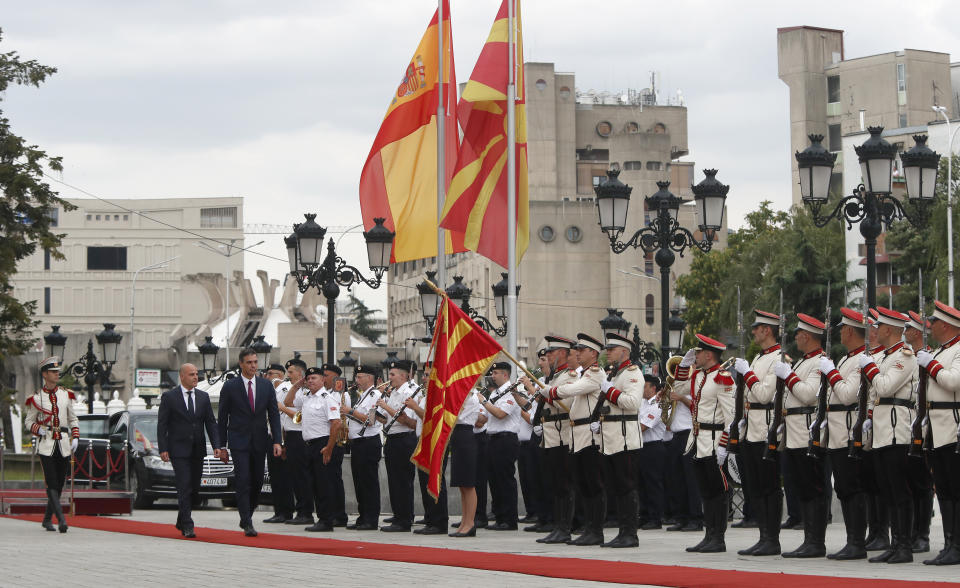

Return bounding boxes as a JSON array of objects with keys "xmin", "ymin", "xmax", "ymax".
[
  {"xmin": 277, "ymin": 380, "xmax": 301, "ymax": 432},
  {"xmin": 517, "ymin": 396, "xmax": 536, "ymax": 442},
  {"xmin": 384, "ymin": 381, "xmax": 417, "ymax": 435},
  {"xmin": 485, "ymin": 382, "xmax": 521, "ymax": 434},
  {"xmin": 348, "ymin": 387, "xmax": 383, "ymax": 439},
  {"xmin": 640, "ymin": 397, "xmax": 666, "ymax": 443},
  {"xmin": 299, "ymin": 388, "xmax": 341, "ymax": 441},
  {"xmin": 474, "ymin": 402, "xmax": 489, "ymax": 433},
  {"xmin": 458, "ymin": 392, "xmax": 481, "ymax": 426},
  {"xmin": 669, "ymin": 393, "xmax": 693, "ymax": 432}
]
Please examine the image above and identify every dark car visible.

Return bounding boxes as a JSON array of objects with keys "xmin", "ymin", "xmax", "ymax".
[{"xmin": 72, "ymin": 414, "xmax": 113, "ymax": 485}]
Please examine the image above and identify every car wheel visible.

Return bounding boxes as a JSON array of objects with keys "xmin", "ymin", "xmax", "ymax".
[{"xmin": 131, "ymin": 472, "xmax": 154, "ymax": 509}]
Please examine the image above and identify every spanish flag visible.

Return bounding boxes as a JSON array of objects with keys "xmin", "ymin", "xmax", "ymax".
[
  {"xmin": 412, "ymin": 294, "xmax": 502, "ymax": 499},
  {"xmin": 359, "ymin": 0, "xmax": 465, "ymax": 263},
  {"xmin": 440, "ymin": 0, "xmax": 528, "ymax": 269}
]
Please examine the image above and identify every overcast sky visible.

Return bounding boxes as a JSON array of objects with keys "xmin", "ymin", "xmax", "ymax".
[{"xmin": 3, "ymin": 0, "xmax": 959, "ymax": 312}]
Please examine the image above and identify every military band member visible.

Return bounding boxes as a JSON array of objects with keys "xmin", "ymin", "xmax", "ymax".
[
  {"xmin": 638, "ymin": 374, "xmax": 667, "ymax": 531},
  {"xmin": 673, "ymin": 335, "xmax": 734, "ymax": 553},
  {"xmin": 404, "ymin": 364, "xmax": 447, "ymax": 535},
  {"xmin": 915, "ymin": 301, "xmax": 960, "ymax": 565},
  {"xmin": 596, "ymin": 333, "xmax": 644, "ymax": 547},
  {"xmin": 775, "ymin": 314, "xmax": 827, "ymax": 558},
  {"xmin": 278, "ymin": 358, "xmax": 316, "ymax": 526},
  {"xmin": 449, "ymin": 385, "xmax": 482, "ymax": 537},
  {"xmin": 378, "ymin": 359, "xmax": 419, "ymax": 532},
  {"xmin": 856, "ymin": 307, "xmax": 917, "ymax": 564},
  {"xmin": 522, "ymin": 343, "xmax": 552, "ymax": 533},
  {"xmin": 732, "ymin": 309, "xmax": 785, "ymax": 556},
  {"xmin": 547, "ymin": 333, "xmax": 606, "ymax": 546},
  {"xmin": 526, "ymin": 335, "xmax": 578, "ymax": 544},
  {"xmin": 264, "ymin": 362, "xmax": 294, "ymax": 524},
  {"xmin": 321, "ymin": 364, "xmax": 349, "ymax": 527},
  {"xmin": 818, "ymin": 308, "xmax": 869, "ymax": 560},
  {"xmin": 904, "ymin": 311, "xmax": 935, "ymax": 554},
  {"xmin": 25, "ymin": 357, "xmax": 79, "ymax": 533},
  {"xmin": 482, "ymin": 361, "xmax": 522, "ymax": 530},
  {"xmin": 343, "ymin": 364, "xmax": 383, "ymax": 531},
  {"xmin": 472, "ymin": 385, "xmax": 491, "ymax": 530}
]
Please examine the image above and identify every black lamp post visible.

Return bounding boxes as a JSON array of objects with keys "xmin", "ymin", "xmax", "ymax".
[
  {"xmin": 338, "ymin": 350, "xmax": 357, "ymax": 383},
  {"xmin": 596, "ymin": 310, "xmax": 662, "ymax": 368},
  {"xmin": 667, "ymin": 309, "xmax": 687, "ymax": 353},
  {"xmin": 43, "ymin": 325, "xmax": 67, "ymax": 361},
  {"xmin": 417, "ymin": 271, "xmax": 440, "ymax": 332},
  {"xmin": 381, "ymin": 351, "xmax": 400, "ymax": 381},
  {"xmin": 286, "ymin": 214, "xmax": 395, "ymax": 364},
  {"xmin": 197, "ymin": 336, "xmax": 220, "ymax": 380},
  {"xmin": 49, "ymin": 323, "xmax": 122, "ymax": 414},
  {"xmin": 595, "ymin": 168, "xmax": 728, "ymax": 351},
  {"xmin": 599, "ymin": 308, "xmax": 630, "ymax": 339},
  {"xmin": 250, "ymin": 335, "xmax": 272, "ymax": 372},
  {"xmin": 796, "ymin": 128, "xmax": 938, "ymax": 308},
  {"xmin": 441, "ymin": 275, "xmax": 515, "ymax": 336}
]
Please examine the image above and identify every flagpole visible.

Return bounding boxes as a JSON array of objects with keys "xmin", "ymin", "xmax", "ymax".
[
  {"xmin": 505, "ymin": 0, "xmax": 518, "ymax": 360},
  {"xmin": 436, "ymin": 0, "xmax": 447, "ymax": 291}
]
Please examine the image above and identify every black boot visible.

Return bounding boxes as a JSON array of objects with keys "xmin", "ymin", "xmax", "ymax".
[
  {"xmin": 886, "ymin": 502, "xmax": 914, "ymax": 564},
  {"xmin": 929, "ymin": 500, "xmax": 960, "ymax": 566},
  {"xmin": 42, "ymin": 490, "xmax": 56, "ymax": 532},
  {"xmin": 870, "ymin": 501, "xmax": 899, "ymax": 563},
  {"xmin": 830, "ymin": 493, "xmax": 867, "ymax": 560},
  {"xmin": 602, "ymin": 491, "xmax": 638, "ymax": 548},
  {"xmin": 750, "ymin": 491, "xmax": 783, "ymax": 556},
  {"xmin": 540, "ymin": 492, "xmax": 574, "ymax": 544},
  {"xmin": 924, "ymin": 499, "xmax": 954, "ymax": 565},
  {"xmin": 738, "ymin": 492, "xmax": 767, "ymax": 556},
  {"xmin": 697, "ymin": 494, "xmax": 727, "ymax": 553},
  {"xmin": 912, "ymin": 489, "xmax": 933, "ymax": 553},
  {"xmin": 686, "ymin": 497, "xmax": 713, "ymax": 553},
  {"xmin": 568, "ymin": 494, "xmax": 605, "ymax": 546},
  {"xmin": 783, "ymin": 499, "xmax": 825, "ymax": 558},
  {"xmin": 49, "ymin": 489, "xmax": 68, "ymax": 533},
  {"xmin": 865, "ymin": 495, "xmax": 891, "ymax": 551}
]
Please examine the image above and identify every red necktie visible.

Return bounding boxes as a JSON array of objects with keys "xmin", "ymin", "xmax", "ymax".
[{"xmin": 248, "ymin": 380, "xmax": 255, "ymax": 411}]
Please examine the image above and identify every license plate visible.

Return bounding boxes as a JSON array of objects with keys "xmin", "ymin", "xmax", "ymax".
[
  {"xmin": 261, "ymin": 484, "xmax": 272, "ymax": 493},
  {"xmin": 201, "ymin": 477, "xmax": 227, "ymax": 486}
]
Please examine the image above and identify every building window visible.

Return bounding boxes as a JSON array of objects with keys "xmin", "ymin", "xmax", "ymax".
[
  {"xmin": 623, "ymin": 161, "xmax": 643, "ymax": 171},
  {"xmin": 625, "ymin": 122, "xmax": 640, "ymax": 134},
  {"xmin": 200, "ymin": 206, "xmax": 238, "ymax": 228},
  {"xmin": 535, "ymin": 79, "xmax": 547, "ymax": 91},
  {"xmin": 538, "ymin": 225, "xmax": 555, "ymax": 242},
  {"xmin": 828, "ymin": 124, "xmax": 842, "ymax": 152},
  {"xmin": 653, "ymin": 123, "xmax": 667, "ymax": 134},
  {"xmin": 123, "ymin": 214, "xmax": 129, "ymax": 221},
  {"xmin": 596, "ymin": 121, "xmax": 613, "ymax": 137},
  {"xmin": 87, "ymin": 246, "xmax": 127, "ymax": 270},
  {"xmin": 565, "ymin": 226, "xmax": 582, "ymax": 243},
  {"xmin": 593, "ymin": 175, "xmax": 606, "ymax": 187},
  {"xmin": 95, "ymin": 215, "xmax": 101, "ymax": 221},
  {"xmin": 559, "ymin": 86, "xmax": 571, "ymax": 100},
  {"xmin": 44, "ymin": 249, "xmax": 50, "ymax": 270},
  {"xmin": 315, "ymin": 337, "xmax": 324, "ymax": 358},
  {"xmin": 644, "ymin": 252, "xmax": 654, "ymax": 275},
  {"xmin": 44, "ymin": 287, "xmax": 51, "ymax": 314},
  {"xmin": 48, "ymin": 208, "xmax": 59, "ymax": 227},
  {"xmin": 86, "ymin": 214, "xmax": 92, "ymax": 221},
  {"xmin": 646, "ymin": 161, "xmax": 662, "ymax": 171},
  {"xmin": 645, "ymin": 294, "xmax": 655, "ymax": 325},
  {"xmin": 896, "ymin": 63, "xmax": 906, "ymax": 92},
  {"xmin": 827, "ymin": 75, "xmax": 840, "ymax": 103},
  {"xmin": 899, "ymin": 113, "xmax": 907, "ymax": 128}
]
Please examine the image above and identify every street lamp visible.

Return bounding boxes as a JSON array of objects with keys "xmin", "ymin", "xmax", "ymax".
[
  {"xmin": 96, "ymin": 323, "xmax": 122, "ymax": 366},
  {"xmin": 630, "ymin": 326, "xmax": 663, "ymax": 368},
  {"xmin": 43, "ymin": 325, "xmax": 67, "ymax": 360},
  {"xmin": 796, "ymin": 128, "xmax": 938, "ymax": 308},
  {"xmin": 595, "ymin": 168, "xmax": 727, "ymax": 350},
  {"xmin": 417, "ymin": 270, "xmax": 440, "ymax": 332},
  {"xmin": 250, "ymin": 335, "xmax": 272, "ymax": 370},
  {"xmin": 288, "ymin": 213, "xmax": 395, "ymax": 364},
  {"xmin": 599, "ymin": 308, "xmax": 631, "ymax": 339},
  {"xmin": 197, "ymin": 336, "xmax": 220, "ymax": 379},
  {"xmin": 51, "ymin": 324, "xmax": 123, "ymax": 414},
  {"xmin": 667, "ymin": 309, "xmax": 687, "ymax": 352},
  {"xmin": 381, "ymin": 351, "xmax": 400, "ymax": 381},
  {"xmin": 338, "ymin": 350, "xmax": 357, "ymax": 382},
  {"xmin": 492, "ymin": 272, "xmax": 520, "ymax": 323},
  {"xmin": 443, "ymin": 275, "xmax": 515, "ymax": 337}
]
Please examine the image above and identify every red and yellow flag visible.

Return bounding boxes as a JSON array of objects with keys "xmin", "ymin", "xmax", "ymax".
[
  {"xmin": 359, "ymin": 0, "xmax": 465, "ymax": 263},
  {"xmin": 412, "ymin": 295, "xmax": 502, "ymax": 499},
  {"xmin": 440, "ymin": 0, "xmax": 528, "ymax": 269}
]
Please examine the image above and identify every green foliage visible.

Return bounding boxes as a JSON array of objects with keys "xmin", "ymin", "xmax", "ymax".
[
  {"xmin": 347, "ymin": 294, "xmax": 385, "ymax": 343},
  {"xmin": 676, "ymin": 200, "xmax": 854, "ymax": 360}
]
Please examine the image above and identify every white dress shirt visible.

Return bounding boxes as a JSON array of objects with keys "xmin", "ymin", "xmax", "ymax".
[
  {"xmin": 181, "ymin": 385, "xmax": 197, "ymax": 413},
  {"xmin": 348, "ymin": 386, "xmax": 382, "ymax": 439},
  {"xmin": 457, "ymin": 392, "xmax": 481, "ymax": 426},
  {"xmin": 300, "ymin": 388, "xmax": 341, "ymax": 441},
  {"xmin": 485, "ymin": 382, "xmax": 521, "ymax": 434},
  {"xmin": 277, "ymin": 380, "xmax": 301, "ymax": 432}
]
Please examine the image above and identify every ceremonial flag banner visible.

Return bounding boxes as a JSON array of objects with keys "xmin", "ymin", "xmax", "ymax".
[
  {"xmin": 412, "ymin": 295, "xmax": 502, "ymax": 499},
  {"xmin": 440, "ymin": 0, "xmax": 529, "ymax": 268},
  {"xmin": 359, "ymin": 0, "xmax": 465, "ymax": 263}
]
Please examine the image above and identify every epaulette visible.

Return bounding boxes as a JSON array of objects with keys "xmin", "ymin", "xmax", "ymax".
[
  {"xmin": 626, "ymin": 365, "xmax": 639, "ymax": 371},
  {"xmin": 568, "ymin": 369, "xmax": 578, "ymax": 375},
  {"xmin": 67, "ymin": 390, "xmax": 76, "ymax": 401},
  {"xmin": 783, "ymin": 354, "xmax": 794, "ymax": 363},
  {"xmin": 902, "ymin": 347, "xmax": 914, "ymax": 356},
  {"xmin": 589, "ymin": 366, "xmax": 601, "ymax": 372},
  {"xmin": 714, "ymin": 371, "xmax": 735, "ymax": 386}
]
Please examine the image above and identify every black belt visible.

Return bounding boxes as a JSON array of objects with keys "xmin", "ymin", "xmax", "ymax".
[
  {"xmin": 490, "ymin": 431, "xmax": 518, "ymax": 438},
  {"xmin": 455, "ymin": 423, "xmax": 473, "ymax": 429},
  {"xmin": 828, "ymin": 403, "xmax": 857, "ymax": 412},
  {"xmin": 350, "ymin": 435, "xmax": 379, "ymax": 443},
  {"xmin": 877, "ymin": 398, "xmax": 915, "ymax": 409},
  {"xmin": 929, "ymin": 402, "xmax": 960, "ymax": 410},
  {"xmin": 543, "ymin": 413, "xmax": 569, "ymax": 423},
  {"xmin": 571, "ymin": 417, "xmax": 593, "ymax": 426},
  {"xmin": 603, "ymin": 414, "xmax": 639, "ymax": 423},
  {"xmin": 696, "ymin": 422, "xmax": 723, "ymax": 431},
  {"xmin": 786, "ymin": 407, "xmax": 815, "ymax": 416},
  {"xmin": 386, "ymin": 430, "xmax": 416, "ymax": 437},
  {"xmin": 305, "ymin": 435, "xmax": 330, "ymax": 446},
  {"xmin": 747, "ymin": 402, "xmax": 773, "ymax": 410}
]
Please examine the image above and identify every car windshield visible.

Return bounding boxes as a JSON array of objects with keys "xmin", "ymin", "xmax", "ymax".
[
  {"xmin": 78, "ymin": 417, "xmax": 110, "ymax": 439},
  {"xmin": 130, "ymin": 415, "xmax": 159, "ymax": 453}
]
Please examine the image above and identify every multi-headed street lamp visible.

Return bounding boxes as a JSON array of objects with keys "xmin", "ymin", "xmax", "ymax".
[
  {"xmin": 45, "ymin": 323, "xmax": 123, "ymax": 414},
  {"xmin": 438, "ymin": 275, "xmax": 519, "ymax": 337}
]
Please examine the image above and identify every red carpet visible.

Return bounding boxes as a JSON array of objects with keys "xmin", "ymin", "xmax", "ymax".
[{"xmin": 3, "ymin": 515, "xmax": 942, "ymax": 587}]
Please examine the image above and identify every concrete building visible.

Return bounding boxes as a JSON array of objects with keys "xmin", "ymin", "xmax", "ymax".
[
  {"xmin": 386, "ymin": 62, "xmax": 727, "ymax": 365},
  {"xmin": 778, "ymin": 26, "xmax": 955, "ymax": 207}
]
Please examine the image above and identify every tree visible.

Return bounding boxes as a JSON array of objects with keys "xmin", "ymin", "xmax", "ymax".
[
  {"xmin": 1, "ymin": 29, "xmax": 75, "ymax": 448},
  {"xmin": 347, "ymin": 294, "xmax": 385, "ymax": 343},
  {"xmin": 676, "ymin": 200, "xmax": 853, "ymax": 360}
]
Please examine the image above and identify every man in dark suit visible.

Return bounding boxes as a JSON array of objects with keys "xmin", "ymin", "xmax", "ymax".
[
  {"xmin": 218, "ymin": 348, "xmax": 283, "ymax": 537},
  {"xmin": 158, "ymin": 363, "xmax": 220, "ymax": 538}
]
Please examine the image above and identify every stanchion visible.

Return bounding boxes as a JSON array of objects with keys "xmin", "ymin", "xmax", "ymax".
[
  {"xmin": 0, "ymin": 428, "xmax": 5, "ymax": 490},
  {"xmin": 105, "ymin": 444, "xmax": 112, "ymax": 490},
  {"xmin": 123, "ymin": 439, "xmax": 129, "ymax": 492},
  {"xmin": 86, "ymin": 445, "xmax": 94, "ymax": 490},
  {"xmin": 30, "ymin": 436, "xmax": 37, "ymax": 489}
]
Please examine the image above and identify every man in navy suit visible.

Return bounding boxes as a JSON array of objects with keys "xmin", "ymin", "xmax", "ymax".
[
  {"xmin": 158, "ymin": 363, "xmax": 220, "ymax": 538},
  {"xmin": 218, "ymin": 348, "xmax": 283, "ymax": 537}
]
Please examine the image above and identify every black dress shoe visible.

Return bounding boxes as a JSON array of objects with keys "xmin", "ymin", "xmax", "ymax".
[
  {"xmin": 285, "ymin": 515, "xmax": 315, "ymax": 525},
  {"xmin": 732, "ymin": 518, "xmax": 757, "ymax": 528},
  {"xmin": 666, "ymin": 521, "xmax": 686, "ymax": 531},
  {"xmin": 489, "ymin": 522, "xmax": 518, "ymax": 531},
  {"xmin": 41, "ymin": 521, "xmax": 56, "ymax": 532},
  {"xmin": 58, "ymin": 522, "xmax": 68, "ymax": 534},
  {"xmin": 414, "ymin": 518, "xmax": 427, "ymax": 525},
  {"xmin": 354, "ymin": 522, "xmax": 378, "ymax": 531},
  {"xmin": 243, "ymin": 525, "xmax": 258, "ymax": 537},
  {"xmin": 520, "ymin": 514, "xmax": 537, "ymax": 523},
  {"xmin": 449, "ymin": 526, "xmax": 477, "ymax": 537},
  {"xmin": 680, "ymin": 521, "xmax": 703, "ymax": 532},
  {"xmin": 524, "ymin": 522, "xmax": 553, "ymax": 533},
  {"xmin": 780, "ymin": 516, "xmax": 801, "ymax": 529},
  {"xmin": 305, "ymin": 522, "xmax": 333, "ymax": 532},
  {"xmin": 415, "ymin": 525, "xmax": 445, "ymax": 535},
  {"xmin": 383, "ymin": 516, "xmax": 396, "ymax": 524},
  {"xmin": 380, "ymin": 523, "xmax": 411, "ymax": 532},
  {"xmin": 450, "ymin": 521, "xmax": 461, "ymax": 528},
  {"xmin": 474, "ymin": 519, "xmax": 489, "ymax": 529},
  {"xmin": 182, "ymin": 529, "xmax": 196, "ymax": 538},
  {"xmin": 263, "ymin": 514, "xmax": 290, "ymax": 523},
  {"xmin": 640, "ymin": 521, "xmax": 662, "ymax": 530}
]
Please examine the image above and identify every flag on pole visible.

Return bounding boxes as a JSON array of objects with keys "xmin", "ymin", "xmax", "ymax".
[
  {"xmin": 440, "ymin": 0, "xmax": 528, "ymax": 269},
  {"xmin": 412, "ymin": 295, "xmax": 502, "ymax": 499},
  {"xmin": 359, "ymin": 0, "xmax": 465, "ymax": 263}
]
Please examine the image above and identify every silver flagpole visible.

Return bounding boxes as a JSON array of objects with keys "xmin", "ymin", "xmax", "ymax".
[
  {"xmin": 506, "ymin": 0, "xmax": 518, "ymax": 359},
  {"xmin": 436, "ymin": 0, "xmax": 447, "ymax": 290}
]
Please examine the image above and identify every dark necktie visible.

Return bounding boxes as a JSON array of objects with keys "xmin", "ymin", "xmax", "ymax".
[
  {"xmin": 248, "ymin": 380, "xmax": 255, "ymax": 411},
  {"xmin": 186, "ymin": 390, "xmax": 195, "ymax": 417}
]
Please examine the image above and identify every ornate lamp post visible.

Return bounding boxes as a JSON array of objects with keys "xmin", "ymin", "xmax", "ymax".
[
  {"xmin": 796, "ymin": 128, "xmax": 938, "ymax": 308},
  {"xmin": 197, "ymin": 336, "xmax": 220, "ymax": 380},
  {"xmin": 286, "ymin": 214, "xmax": 395, "ymax": 364},
  {"xmin": 596, "ymin": 310, "xmax": 662, "ymax": 368},
  {"xmin": 338, "ymin": 350, "xmax": 357, "ymax": 383},
  {"xmin": 667, "ymin": 309, "xmax": 687, "ymax": 353},
  {"xmin": 595, "ymin": 169, "xmax": 728, "ymax": 350},
  {"xmin": 599, "ymin": 308, "xmax": 630, "ymax": 339},
  {"xmin": 441, "ymin": 275, "xmax": 517, "ymax": 337},
  {"xmin": 48, "ymin": 323, "xmax": 123, "ymax": 414},
  {"xmin": 250, "ymin": 335, "xmax": 272, "ymax": 372},
  {"xmin": 43, "ymin": 325, "xmax": 67, "ymax": 361},
  {"xmin": 417, "ymin": 271, "xmax": 440, "ymax": 332}
]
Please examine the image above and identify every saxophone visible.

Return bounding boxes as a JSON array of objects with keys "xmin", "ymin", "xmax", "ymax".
[{"xmin": 336, "ymin": 384, "xmax": 354, "ymax": 446}]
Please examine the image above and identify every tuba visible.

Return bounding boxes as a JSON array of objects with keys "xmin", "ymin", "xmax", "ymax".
[{"xmin": 661, "ymin": 354, "xmax": 684, "ymax": 426}]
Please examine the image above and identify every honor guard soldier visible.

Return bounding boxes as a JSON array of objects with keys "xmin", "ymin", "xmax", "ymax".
[
  {"xmin": 526, "ymin": 335, "xmax": 578, "ymax": 544},
  {"xmin": 296, "ymin": 366, "xmax": 343, "ymax": 532},
  {"xmin": 547, "ymin": 333, "xmax": 606, "ymax": 546},
  {"xmin": 904, "ymin": 311, "xmax": 935, "ymax": 554},
  {"xmin": 521, "ymin": 342, "xmax": 551, "ymax": 533},
  {"xmin": 857, "ymin": 307, "xmax": 917, "ymax": 564},
  {"xmin": 25, "ymin": 357, "xmax": 79, "ymax": 533},
  {"xmin": 732, "ymin": 309, "xmax": 785, "ymax": 556},
  {"xmin": 818, "ymin": 308, "xmax": 870, "ymax": 560},
  {"xmin": 596, "ymin": 332, "xmax": 644, "ymax": 547},
  {"xmin": 915, "ymin": 301, "xmax": 960, "ymax": 565},
  {"xmin": 859, "ymin": 311, "xmax": 892, "ymax": 553},
  {"xmin": 775, "ymin": 313, "xmax": 827, "ymax": 558},
  {"xmin": 343, "ymin": 364, "xmax": 384, "ymax": 531},
  {"xmin": 279, "ymin": 358, "xmax": 316, "ymax": 526},
  {"xmin": 673, "ymin": 335, "xmax": 734, "ymax": 553},
  {"xmin": 481, "ymin": 361, "xmax": 522, "ymax": 530},
  {"xmin": 378, "ymin": 359, "xmax": 419, "ymax": 532}
]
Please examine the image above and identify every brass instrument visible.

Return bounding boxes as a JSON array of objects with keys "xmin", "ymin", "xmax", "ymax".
[
  {"xmin": 336, "ymin": 384, "xmax": 350, "ymax": 446},
  {"xmin": 661, "ymin": 355, "xmax": 683, "ymax": 426}
]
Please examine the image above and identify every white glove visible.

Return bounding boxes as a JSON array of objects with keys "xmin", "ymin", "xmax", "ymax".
[
  {"xmin": 532, "ymin": 425, "xmax": 543, "ymax": 436},
  {"xmin": 71, "ymin": 438, "xmax": 78, "ymax": 453},
  {"xmin": 590, "ymin": 421, "xmax": 601, "ymax": 434},
  {"xmin": 809, "ymin": 419, "xmax": 818, "ymax": 432},
  {"xmin": 863, "ymin": 419, "xmax": 872, "ymax": 433},
  {"xmin": 774, "ymin": 361, "xmax": 792, "ymax": 380},
  {"xmin": 917, "ymin": 350, "xmax": 934, "ymax": 368},
  {"xmin": 857, "ymin": 353, "xmax": 874, "ymax": 369},
  {"xmin": 679, "ymin": 348, "xmax": 697, "ymax": 368},
  {"xmin": 819, "ymin": 356, "xmax": 836, "ymax": 375},
  {"xmin": 716, "ymin": 444, "xmax": 728, "ymax": 466},
  {"xmin": 600, "ymin": 379, "xmax": 613, "ymax": 393},
  {"xmin": 734, "ymin": 358, "xmax": 750, "ymax": 375},
  {"xmin": 737, "ymin": 418, "xmax": 746, "ymax": 433}
]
